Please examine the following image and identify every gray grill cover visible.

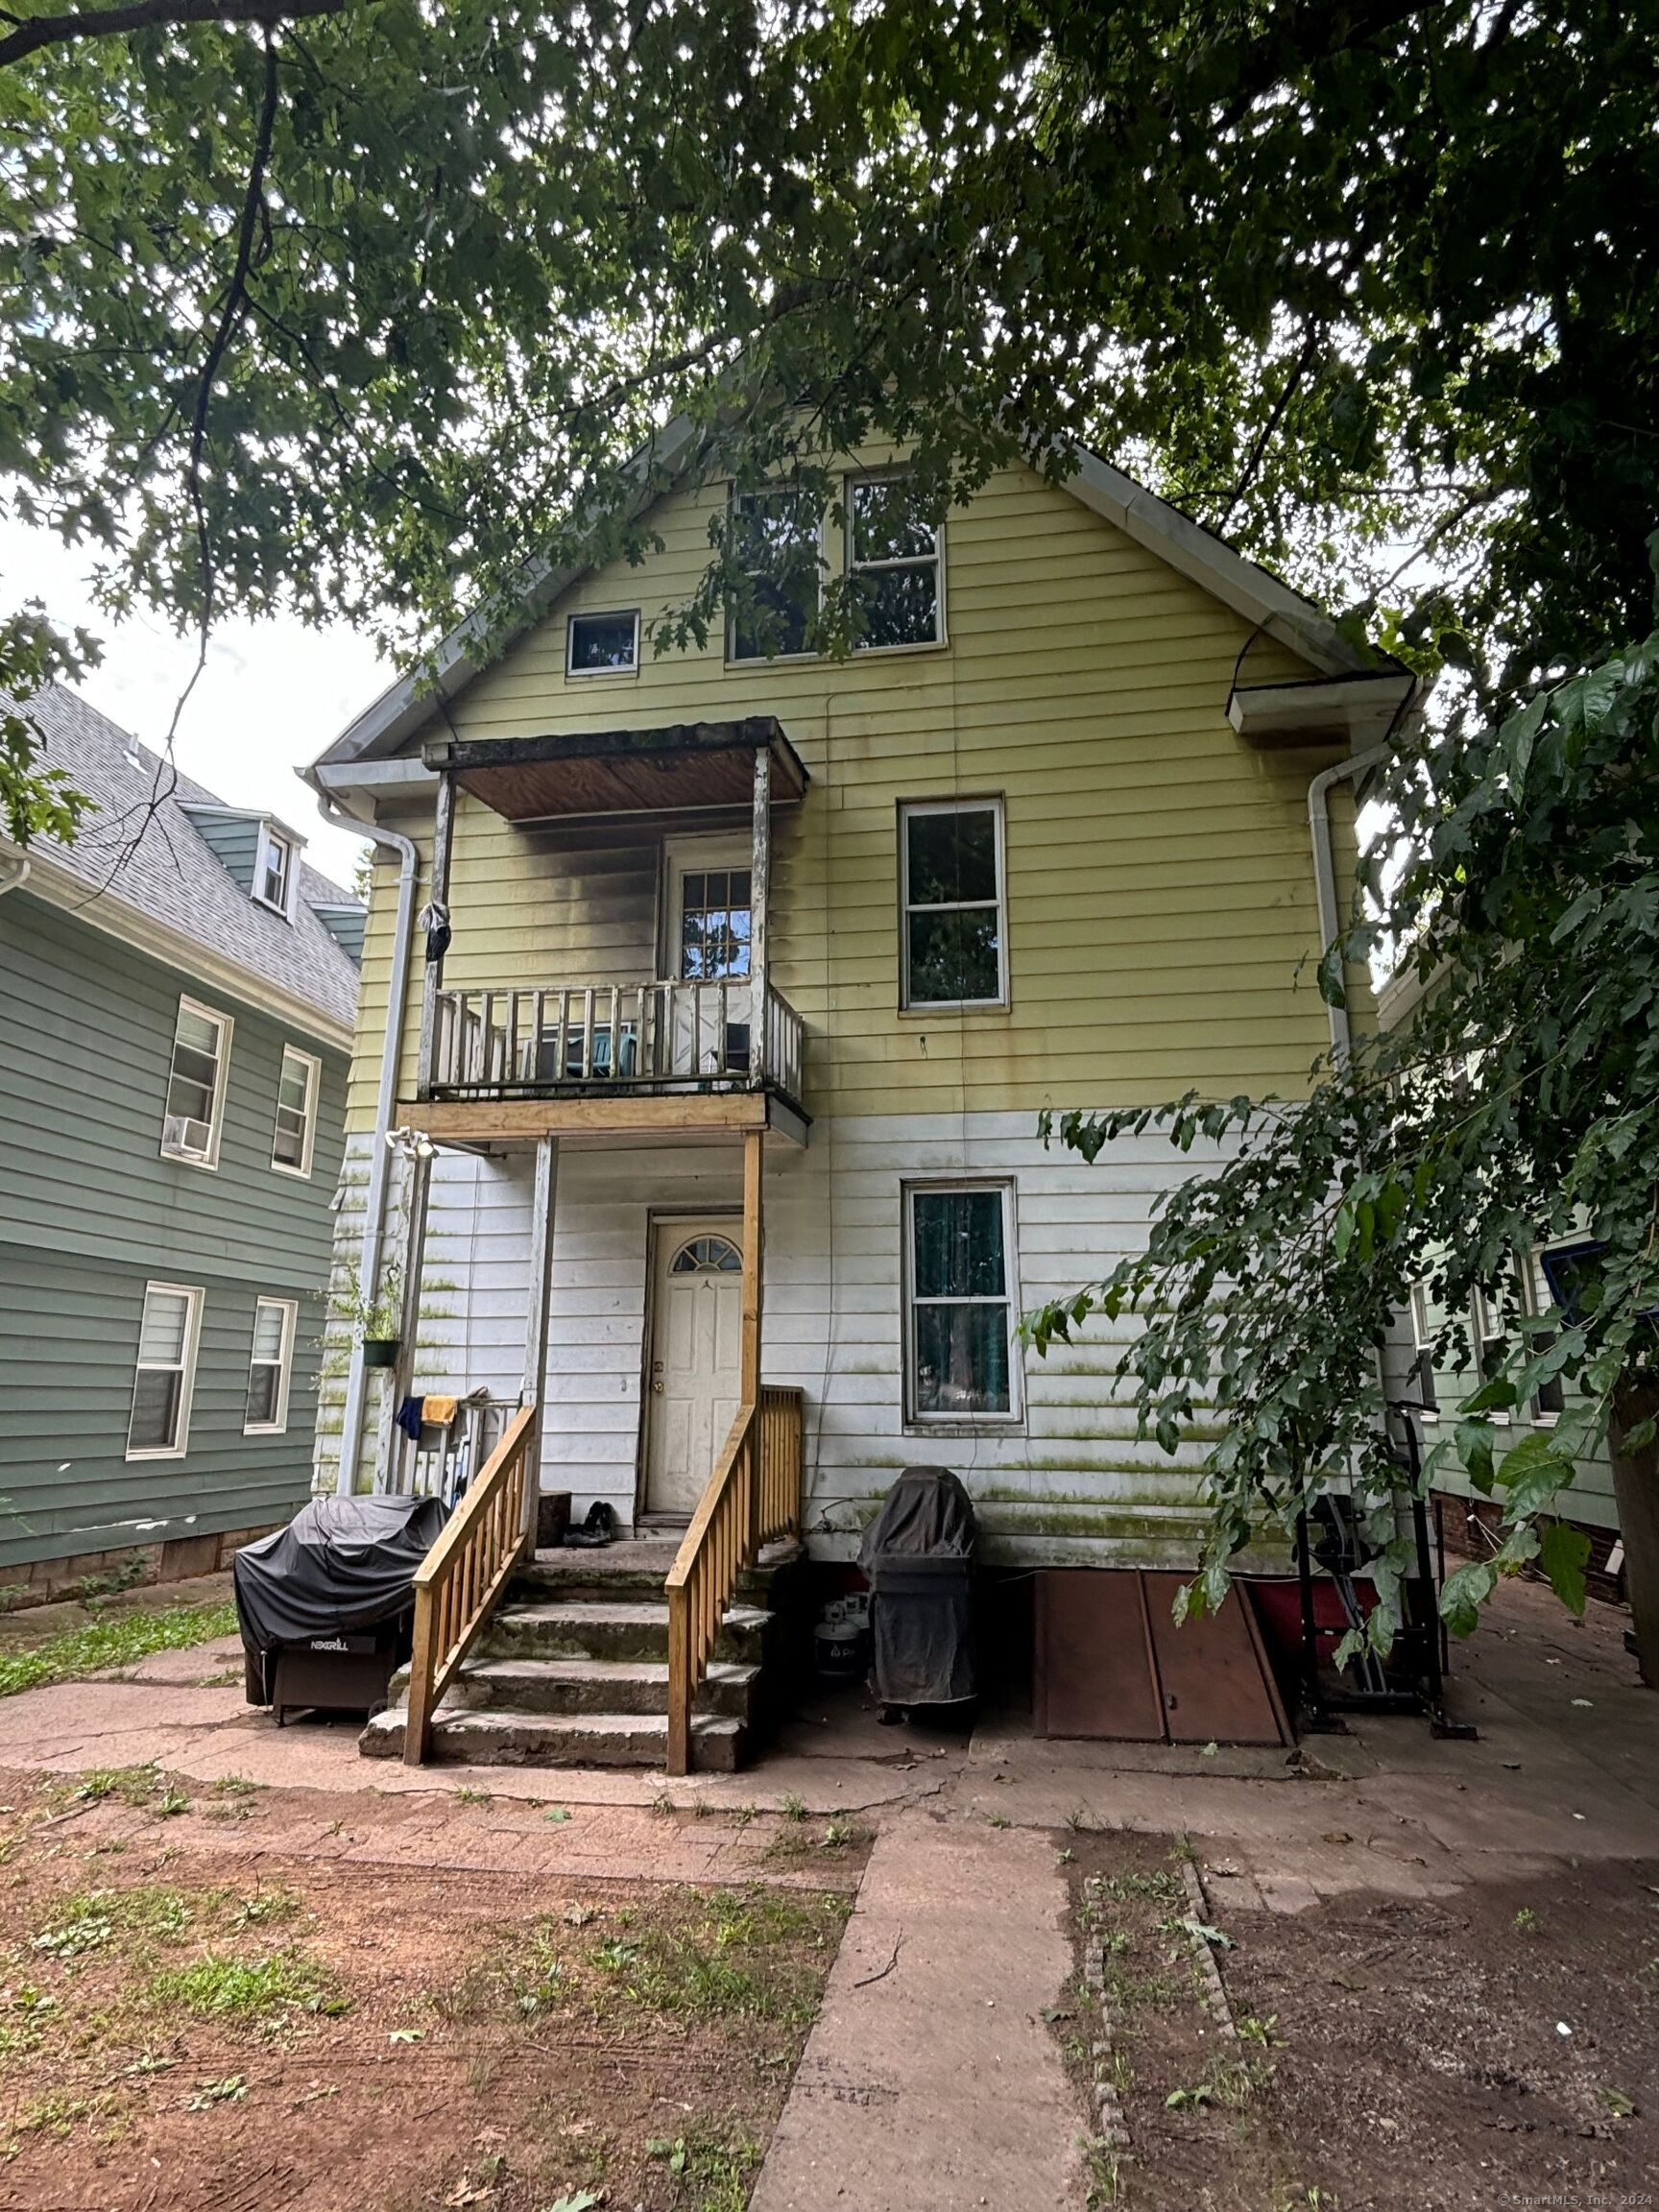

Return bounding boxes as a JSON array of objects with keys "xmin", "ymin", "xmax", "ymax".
[
  {"xmin": 858, "ymin": 1466, "xmax": 977, "ymax": 1707},
  {"xmin": 233, "ymin": 1494, "xmax": 446, "ymax": 1662}
]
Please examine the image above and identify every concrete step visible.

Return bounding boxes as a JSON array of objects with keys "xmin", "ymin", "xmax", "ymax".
[
  {"xmin": 511, "ymin": 1556, "xmax": 676, "ymax": 1605},
  {"xmin": 360, "ymin": 1703, "xmax": 745, "ymax": 1772},
  {"xmin": 478, "ymin": 1597, "xmax": 772, "ymax": 1668},
  {"xmin": 435, "ymin": 1654, "xmax": 759, "ymax": 1722}
]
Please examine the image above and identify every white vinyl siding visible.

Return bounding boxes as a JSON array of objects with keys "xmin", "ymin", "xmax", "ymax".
[
  {"xmin": 271, "ymin": 1045, "xmax": 321, "ymax": 1178},
  {"xmin": 126, "ymin": 1281, "xmax": 203, "ymax": 1458},
  {"xmin": 160, "ymin": 998, "xmax": 232, "ymax": 1168},
  {"xmin": 244, "ymin": 1296, "xmax": 298, "ymax": 1433}
]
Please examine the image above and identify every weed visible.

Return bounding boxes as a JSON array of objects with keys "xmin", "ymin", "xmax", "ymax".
[
  {"xmin": 1168, "ymin": 1834, "xmax": 1196, "ymax": 1863},
  {"xmin": 728, "ymin": 1803, "xmax": 758, "ymax": 1828},
  {"xmin": 1095, "ymin": 1868, "xmax": 1183, "ymax": 1910},
  {"xmin": 11, "ymin": 2089, "xmax": 98, "ymax": 2137},
  {"xmin": 149, "ymin": 1948, "xmax": 342, "ymax": 2020},
  {"xmin": 212, "ymin": 1773, "xmax": 259, "ymax": 1799},
  {"xmin": 232, "ymin": 1887, "xmax": 299, "ymax": 1929},
  {"xmin": 32, "ymin": 1884, "xmax": 193, "ymax": 1962},
  {"xmin": 1057, "ymin": 1846, "xmax": 1074, "ymax": 1864},
  {"xmin": 0, "ymin": 1604, "xmax": 237, "ymax": 1698},
  {"xmin": 649, "ymin": 1791, "xmax": 677, "ymax": 1817},
  {"xmin": 186, "ymin": 2076, "xmax": 247, "ymax": 2109},
  {"xmin": 1599, "ymin": 2086, "xmax": 1636, "ymax": 2119},
  {"xmin": 1512, "ymin": 1906, "xmax": 1541, "ymax": 1936},
  {"xmin": 1082, "ymin": 2136, "xmax": 1121, "ymax": 2207},
  {"xmin": 60, "ymin": 1554, "xmax": 150, "ymax": 1605},
  {"xmin": 779, "ymin": 1791, "xmax": 807, "ymax": 1822},
  {"xmin": 155, "ymin": 1786, "xmax": 191, "ymax": 1817},
  {"xmin": 590, "ymin": 1887, "xmax": 846, "ymax": 2026},
  {"xmin": 453, "ymin": 1786, "xmax": 492, "ymax": 1806},
  {"xmin": 196, "ymin": 1668, "xmax": 242, "ymax": 1688},
  {"xmin": 645, "ymin": 2126, "xmax": 758, "ymax": 2212},
  {"xmin": 986, "ymin": 1813, "xmax": 1012, "ymax": 1830},
  {"xmin": 1237, "ymin": 2012, "xmax": 1280, "ymax": 2048},
  {"xmin": 70, "ymin": 1765, "xmax": 161, "ymax": 1810},
  {"xmin": 1064, "ymin": 1806, "xmax": 1094, "ymax": 1834}
]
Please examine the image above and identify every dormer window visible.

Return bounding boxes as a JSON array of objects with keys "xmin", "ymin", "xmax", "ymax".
[{"xmin": 254, "ymin": 824, "xmax": 295, "ymax": 917}]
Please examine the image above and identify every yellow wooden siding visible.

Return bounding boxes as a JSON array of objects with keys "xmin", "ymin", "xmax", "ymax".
[{"xmin": 347, "ymin": 459, "xmax": 1359, "ymax": 1129}]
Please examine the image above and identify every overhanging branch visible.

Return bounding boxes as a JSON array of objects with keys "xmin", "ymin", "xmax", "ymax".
[{"xmin": 0, "ymin": 0, "xmax": 362, "ymax": 70}]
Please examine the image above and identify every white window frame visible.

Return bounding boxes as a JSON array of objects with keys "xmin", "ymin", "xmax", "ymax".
[
  {"xmin": 565, "ymin": 607, "xmax": 641, "ymax": 678},
  {"xmin": 243, "ymin": 1295, "xmax": 298, "ymax": 1435},
  {"xmin": 902, "ymin": 1178, "xmax": 1023, "ymax": 1429},
  {"xmin": 253, "ymin": 822, "xmax": 296, "ymax": 918},
  {"xmin": 160, "ymin": 996, "xmax": 233, "ymax": 1170},
  {"xmin": 845, "ymin": 469, "xmax": 947, "ymax": 653},
  {"xmin": 126, "ymin": 1281, "xmax": 204, "ymax": 1461},
  {"xmin": 1519, "ymin": 1251, "xmax": 1564, "ymax": 1427},
  {"xmin": 1471, "ymin": 1285, "xmax": 1511, "ymax": 1425},
  {"xmin": 1407, "ymin": 1283, "xmax": 1439, "ymax": 1420},
  {"xmin": 271, "ymin": 1044, "xmax": 322, "ymax": 1179},
  {"xmin": 725, "ymin": 484, "xmax": 824, "ymax": 664},
  {"xmin": 899, "ymin": 797, "xmax": 1009, "ymax": 1012}
]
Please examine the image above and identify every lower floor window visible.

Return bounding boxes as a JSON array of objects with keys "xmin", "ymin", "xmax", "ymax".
[
  {"xmin": 905, "ymin": 1182, "xmax": 1018, "ymax": 1420},
  {"xmin": 127, "ymin": 1283, "xmax": 203, "ymax": 1458},
  {"xmin": 245, "ymin": 1297, "xmax": 298, "ymax": 1433}
]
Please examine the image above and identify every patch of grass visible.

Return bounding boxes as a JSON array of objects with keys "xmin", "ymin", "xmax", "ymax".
[
  {"xmin": 1512, "ymin": 1906, "xmax": 1541, "ymax": 1936},
  {"xmin": 68, "ymin": 1765, "xmax": 165, "ymax": 1810},
  {"xmin": 32, "ymin": 1884, "xmax": 195, "ymax": 1962},
  {"xmin": 453, "ymin": 1786, "xmax": 492, "ymax": 1806},
  {"xmin": 148, "ymin": 1947, "xmax": 342, "ymax": 2020},
  {"xmin": 644, "ymin": 2126, "xmax": 758, "ymax": 2212},
  {"xmin": 593, "ymin": 1887, "xmax": 847, "ymax": 2027},
  {"xmin": 778, "ymin": 1792, "xmax": 807, "ymax": 1822},
  {"xmin": 0, "ymin": 1604, "xmax": 237, "ymax": 1698}
]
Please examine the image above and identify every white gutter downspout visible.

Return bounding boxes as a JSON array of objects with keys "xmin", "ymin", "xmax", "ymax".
[
  {"xmin": 1308, "ymin": 743, "xmax": 1389, "ymax": 1062},
  {"xmin": 0, "ymin": 853, "xmax": 32, "ymax": 897},
  {"xmin": 310, "ymin": 786, "xmax": 421, "ymax": 1495}
]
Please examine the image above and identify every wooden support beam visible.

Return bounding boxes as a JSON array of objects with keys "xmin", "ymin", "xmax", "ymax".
[
  {"xmin": 400, "ymin": 1090, "xmax": 809, "ymax": 1145},
  {"xmin": 417, "ymin": 769, "xmax": 456, "ymax": 1093},
  {"xmin": 740, "ymin": 1127, "xmax": 763, "ymax": 1550},
  {"xmin": 749, "ymin": 742, "xmax": 771, "ymax": 1088},
  {"xmin": 519, "ymin": 1136, "xmax": 559, "ymax": 1547}
]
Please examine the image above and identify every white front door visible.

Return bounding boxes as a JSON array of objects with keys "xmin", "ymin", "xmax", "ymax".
[{"xmin": 644, "ymin": 1218, "xmax": 744, "ymax": 1518}]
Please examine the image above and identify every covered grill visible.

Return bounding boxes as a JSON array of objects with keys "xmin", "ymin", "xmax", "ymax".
[
  {"xmin": 234, "ymin": 1494, "xmax": 446, "ymax": 1722},
  {"xmin": 858, "ymin": 1465, "xmax": 977, "ymax": 1713}
]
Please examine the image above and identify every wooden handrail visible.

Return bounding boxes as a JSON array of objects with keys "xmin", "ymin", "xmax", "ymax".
[
  {"xmin": 402, "ymin": 1402, "xmax": 538, "ymax": 1766},
  {"xmin": 663, "ymin": 1383, "xmax": 804, "ymax": 1775}
]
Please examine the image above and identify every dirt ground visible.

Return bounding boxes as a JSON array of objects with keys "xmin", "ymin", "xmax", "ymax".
[
  {"xmin": 0, "ymin": 1766, "xmax": 865, "ymax": 2212},
  {"xmin": 1055, "ymin": 1828, "xmax": 1659, "ymax": 2211}
]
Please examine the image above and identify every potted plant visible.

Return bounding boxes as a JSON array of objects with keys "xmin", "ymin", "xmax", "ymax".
[{"xmin": 332, "ymin": 1263, "xmax": 402, "ymax": 1369}]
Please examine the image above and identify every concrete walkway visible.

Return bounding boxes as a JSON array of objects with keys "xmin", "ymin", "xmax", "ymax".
[{"xmin": 751, "ymin": 1810, "xmax": 1084, "ymax": 2212}]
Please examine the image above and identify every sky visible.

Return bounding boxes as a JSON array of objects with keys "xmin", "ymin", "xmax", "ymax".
[{"xmin": 3, "ymin": 519, "xmax": 385, "ymax": 888}]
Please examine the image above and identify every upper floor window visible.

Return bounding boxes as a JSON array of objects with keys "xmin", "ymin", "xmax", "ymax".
[
  {"xmin": 127, "ymin": 1281, "xmax": 203, "ymax": 1459},
  {"xmin": 848, "ymin": 474, "xmax": 943, "ymax": 648},
  {"xmin": 161, "ymin": 997, "xmax": 232, "ymax": 1168},
  {"xmin": 566, "ymin": 609, "xmax": 640, "ymax": 676},
  {"xmin": 900, "ymin": 799, "xmax": 1007, "ymax": 1008},
  {"xmin": 244, "ymin": 1296, "xmax": 298, "ymax": 1433},
  {"xmin": 728, "ymin": 486, "xmax": 821, "ymax": 661},
  {"xmin": 254, "ymin": 823, "xmax": 295, "ymax": 916},
  {"xmin": 905, "ymin": 1182, "xmax": 1020, "ymax": 1423},
  {"xmin": 272, "ymin": 1045, "xmax": 321, "ymax": 1178}
]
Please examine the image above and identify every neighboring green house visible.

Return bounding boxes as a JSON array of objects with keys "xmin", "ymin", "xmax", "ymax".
[{"xmin": 0, "ymin": 685, "xmax": 361, "ymax": 1603}]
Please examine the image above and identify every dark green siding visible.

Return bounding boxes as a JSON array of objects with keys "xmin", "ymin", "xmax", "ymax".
[
  {"xmin": 0, "ymin": 890, "xmax": 348, "ymax": 1568},
  {"xmin": 180, "ymin": 808, "xmax": 262, "ymax": 895}
]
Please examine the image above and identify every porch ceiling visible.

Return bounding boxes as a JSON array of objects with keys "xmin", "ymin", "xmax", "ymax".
[{"xmin": 422, "ymin": 717, "xmax": 808, "ymax": 822}]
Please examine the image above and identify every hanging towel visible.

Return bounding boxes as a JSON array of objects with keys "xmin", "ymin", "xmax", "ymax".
[
  {"xmin": 422, "ymin": 1394, "xmax": 460, "ymax": 1427},
  {"xmin": 395, "ymin": 1394, "xmax": 424, "ymax": 1441}
]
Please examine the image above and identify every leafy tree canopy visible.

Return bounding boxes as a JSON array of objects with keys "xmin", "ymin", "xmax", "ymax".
[{"xmin": 1, "ymin": 0, "xmax": 1656, "ymax": 823}]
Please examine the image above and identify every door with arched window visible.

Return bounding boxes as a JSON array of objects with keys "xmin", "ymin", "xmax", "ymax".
[{"xmin": 643, "ymin": 1218, "xmax": 744, "ymax": 1518}]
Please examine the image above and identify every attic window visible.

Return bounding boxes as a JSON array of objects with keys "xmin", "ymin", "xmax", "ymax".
[
  {"xmin": 254, "ymin": 824, "xmax": 294, "ymax": 916},
  {"xmin": 566, "ymin": 610, "xmax": 640, "ymax": 676}
]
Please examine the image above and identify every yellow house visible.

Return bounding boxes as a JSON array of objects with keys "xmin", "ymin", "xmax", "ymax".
[{"xmin": 303, "ymin": 440, "xmax": 1411, "ymax": 1770}]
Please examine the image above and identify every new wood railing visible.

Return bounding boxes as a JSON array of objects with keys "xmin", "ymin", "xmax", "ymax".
[
  {"xmin": 402, "ymin": 1402, "xmax": 538, "ymax": 1765},
  {"xmin": 664, "ymin": 1383, "xmax": 803, "ymax": 1776}
]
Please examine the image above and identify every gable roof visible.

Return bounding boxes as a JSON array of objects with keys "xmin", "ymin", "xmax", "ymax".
[
  {"xmin": 304, "ymin": 428, "xmax": 1405, "ymax": 785},
  {"xmin": 6, "ymin": 684, "xmax": 361, "ymax": 1043}
]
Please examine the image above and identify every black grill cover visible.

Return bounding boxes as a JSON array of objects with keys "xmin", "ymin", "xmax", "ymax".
[
  {"xmin": 858, "ymin": 1466, "xmax": 977, "ymax": 1707},
  {"xmin": 233, "ymin": 1494, "xmax": 446, "ymax": 1668}
]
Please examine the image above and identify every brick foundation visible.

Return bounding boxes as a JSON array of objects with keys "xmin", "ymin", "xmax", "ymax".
[
  {"xmin": 1432, "ymin": 1490, "xmax": 1625, "ymax": 1609},
  {"xmin": 0, "ymin": 1523, "xmax": 280, "ymax": 1615}
]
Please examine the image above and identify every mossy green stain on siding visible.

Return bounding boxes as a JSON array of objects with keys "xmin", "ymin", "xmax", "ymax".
[{"xmin": 180, "ymin": 808, "xmax": 262, "ymax": 896}]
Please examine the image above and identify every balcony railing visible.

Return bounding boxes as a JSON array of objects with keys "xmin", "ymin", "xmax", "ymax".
[{"xmin": 427, "ymin": 979, "xmax": 804, "ymax": 1104}]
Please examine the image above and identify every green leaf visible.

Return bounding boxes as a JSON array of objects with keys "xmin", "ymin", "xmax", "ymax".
[
  {"xmin": 1494, "ymin": 1431, "xmax": 1576, "ymax": 1522},
  {"xmin": 1440, "ymin": 1560, "xmax": 1498, "ymax": 1638},
  {"xmin": 1538, "ymin": 1522, "xmax": 1591, "ymax": 1616},
  {"xmin": 1455, "ymin": 1418, "xmax": 1496, "ymax": 1494}
]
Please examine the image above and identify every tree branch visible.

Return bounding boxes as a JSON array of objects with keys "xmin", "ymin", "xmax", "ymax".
[{"xmin": 0, "ymin": 0, "xmax": 359, "ymax": 71}]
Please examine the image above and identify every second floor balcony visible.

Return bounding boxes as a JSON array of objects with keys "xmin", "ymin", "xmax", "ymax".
[{"xmin": 426, "ymin": 975, "xmax": 804, "ymax": 1106}]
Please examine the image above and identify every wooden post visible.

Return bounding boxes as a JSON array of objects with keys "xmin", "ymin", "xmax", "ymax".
[
  {"xmin": 417, "ymin": 769, "xmax": 456, "ymax": 1095},
  {"xmin": 519, "ymin": 1134, "xmax": 559, "ymax": 1550},
  {"xmin": 380, "ymin": 1145, "xmax": 431, "ymax": 1494},
  {"xmin": 741, "ymin": 1126, "xmax": 763, "ymax": 1549},
  {"xmin": 749, "ymin": 740, "xmax": 770, "ymax": 1088},
  {"xmin": 666, "ymin": 1584, "xmax": 691, "ymax": 1777}
]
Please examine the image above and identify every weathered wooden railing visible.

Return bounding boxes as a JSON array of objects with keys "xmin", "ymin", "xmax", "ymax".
[
  {"xmin": 402, "ymin": 1402, "xmax": 538, "ymax": 1765},
  {"xmin": 664, "ymin": 1383, "xmax": 804, "ymax": 1776},
  {"xmin": 427, "ymin": 978, "xmax": 804, "ymax": 1103}
]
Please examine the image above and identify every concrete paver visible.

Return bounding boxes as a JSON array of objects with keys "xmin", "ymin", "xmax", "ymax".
[{"xmin": 750, "ymin": 1808, "xmax": 1085, "ymax": 2212}]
